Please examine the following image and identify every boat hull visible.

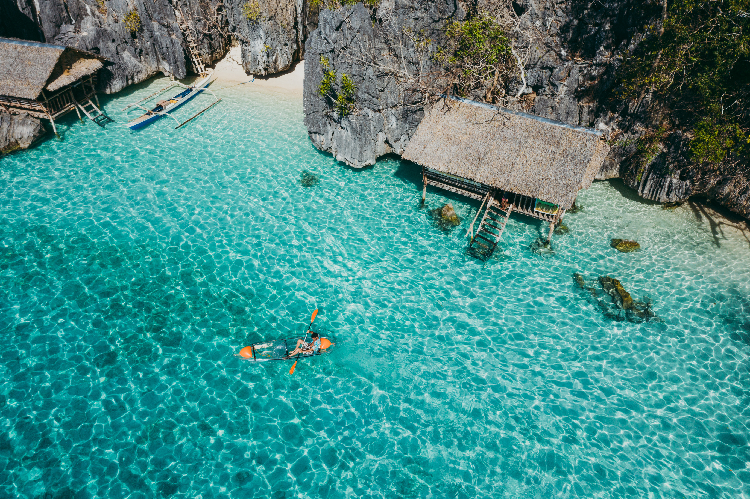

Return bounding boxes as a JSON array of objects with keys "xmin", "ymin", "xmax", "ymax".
[{"xmin": 127, "ymin": 74, "xmax": 212, "ymax": 130}]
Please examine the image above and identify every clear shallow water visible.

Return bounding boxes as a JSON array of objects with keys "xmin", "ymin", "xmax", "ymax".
[{"xmin": 1, "ymin": 77, "xmax": 749, "ymax": 498}]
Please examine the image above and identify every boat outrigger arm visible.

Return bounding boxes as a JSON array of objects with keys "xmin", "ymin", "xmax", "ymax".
[
  {"xmin": 124, "ymin": 72, "xmax": 221, "ymax": 130},
  {"xmin": 128, "ymin": 103, "xmax": 182, "ymax": 125}
]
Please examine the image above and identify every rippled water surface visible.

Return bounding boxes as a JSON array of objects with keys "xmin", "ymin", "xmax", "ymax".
[{"xmin": 1, "ymin": 78, "xmax": 749, "ymax": 498}]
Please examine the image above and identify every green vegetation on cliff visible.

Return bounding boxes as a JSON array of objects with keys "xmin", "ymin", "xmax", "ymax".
[
  {"xmin": 309, "ymin": 0, "xmax": 379, "ymax": 10},
  {"xmin": 318, "ymin": 56, "xmax": 356, "ymax": 117},
  {"xmin": 617, "ymin": 0, "xmax": 750, "ymax": 172},
  {"xmin": 436, "ymin": 13, "xmax": 516, "ymax": 101},
  {"xmin": 124, "ymin": 10, "xmax": 141, "ymax": 35}
]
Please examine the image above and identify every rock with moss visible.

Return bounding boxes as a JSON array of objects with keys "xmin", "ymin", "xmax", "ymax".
[
  {"xmin": 662, "ymin": 202, "xmax": 682, "ymax": 210},
  {"xmin": 0, "ymin": 112, "xmax": 45, "ymax": 156},
  {"xmin": 599, "ymin": 276, "xmax": 633, "ymax": 310},
  {"xmin": 610, "ymin": 238, "xmax": 640, "ymax": 252},
  {"xmin": 554, "ymin": 223, "xmax": 569, "ymax": 235},
  {"xmin": 430, "ymin": 203, "xmax": 461, "ymax": 232},
  {"xmin": 439, "ymin": 204, "xmax": 460, "ymax": 225},
  {"xmin": 574, "ymin": 272, "xmax": 658, "ymax": 322}
]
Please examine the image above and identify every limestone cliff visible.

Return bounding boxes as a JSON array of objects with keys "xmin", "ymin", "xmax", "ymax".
[
  {"xmin": 0, "ymin": 112, "xmax": 45, "ymax": 155},
  {"xmin": 0, "ymin": 0, "xmax": 315, "ymax": 92},
  {"xmin": 303, "ymin": 0, "xmax": 750, "ymax": 219}
]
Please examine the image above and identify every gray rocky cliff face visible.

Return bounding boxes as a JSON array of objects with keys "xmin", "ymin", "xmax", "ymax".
[
  {"xmin": 228, "ymin": 0, "xmax": 305, "ymax": 75},
  {"xmin": 304, "ymin": 1, "xmax": 461, "ymax": 168},
  {"xmin": 0, "ymin": 112, "xmax": 45, "ymax": 155},
  {"xmin": 1, "ymin": 0, "xmax": 314, "ymax": 93},
  {"xmin": 302, "ymin": 0, "xmax": 750, "ymax": 219}
]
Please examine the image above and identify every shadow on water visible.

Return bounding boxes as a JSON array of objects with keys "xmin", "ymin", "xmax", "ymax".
[
  {"xmin": 604, "ymin": 179, "xmax": 662, "ymax": 206},
  {"xmin": 392, "ymin": 157, "xmax": 422, "ymax": 187},
  {"xmin": 686, "ymin": 197, "xmax": 750, "ymax": 249}
]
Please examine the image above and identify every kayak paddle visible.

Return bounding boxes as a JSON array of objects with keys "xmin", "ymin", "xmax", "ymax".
[{"xmin": 289, "ymin": 308, "xmax": 319, "ymax": 375}]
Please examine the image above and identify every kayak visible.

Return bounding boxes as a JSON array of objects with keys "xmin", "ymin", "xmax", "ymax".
[{"xmin": 238, "ymin": 336, "xmax": 333, "ymax": 362}]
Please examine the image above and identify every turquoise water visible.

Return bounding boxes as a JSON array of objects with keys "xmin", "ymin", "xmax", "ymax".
[{"xmin": 1, "ymin": 77, "xmax": 749, "ymax": 498}]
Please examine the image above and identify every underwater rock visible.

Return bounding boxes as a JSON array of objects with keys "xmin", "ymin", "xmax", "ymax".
[
  {"xmin": 574, "ymin": 272, "xmax": 657, "ymax": 322},
  {"xmin": 429, "ymin": 203, "xmax": 461, "ymax": 232},
  {"xmin": 573, "ymin": 272, "xmax": 586, "ymax": 288},
  {"xmin": 662, "ymin": 202, "xmax": 682, "ymax": 210},
  {"xmin": 611, "ymin": 239, "xmax": 640, "ymax": 252},
  {"xmin": 554, "ymin": 223, "xmax": 570, "ymax": 235},
  {"xmin": 300, "ymin": 170, "xmax": 320, "ymax": 187},
  {"xmin": 439, "ymin": 204, "xmax": 460, "ymax": 226},
  {"xmin": 530, "ymin": 238, "xmax": 554, "ymax": 255},
  {"xmin": 567, "ymin": 202, "xmax": 582, "ymax": 214},
  {"xmin": 599, "ymin": 276, "xmax": 633, "ymax": 310}
]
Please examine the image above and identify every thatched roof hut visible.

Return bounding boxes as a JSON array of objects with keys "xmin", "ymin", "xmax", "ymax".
[
  {"xmin": 0, "ymin": 38, "xmax": 104, "ymax": 100},
  {"xmin": 0, "ymin": 38, "xmax": 107, "ymax": 134},
  {"xmin": 403, "ymin": 97, "xmax": 609, "ymax": 210}
]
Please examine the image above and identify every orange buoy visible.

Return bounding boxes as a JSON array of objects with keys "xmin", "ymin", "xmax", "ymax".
[
  {"xmin": 239, "ymin": 346, "xmax": 254, "ymax": 359},
  {"xmin": 320, "ymin": 338, "xmax": 332, "ymax": 350}
]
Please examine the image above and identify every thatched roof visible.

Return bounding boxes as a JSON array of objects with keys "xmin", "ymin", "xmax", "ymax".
[
  {"xmin": 403, "ymin": 97, "xmax": 610, "ymax": 210},
  {"xmin": 0, "ymin": 38, "xmax": 104, "ymax": 100}
]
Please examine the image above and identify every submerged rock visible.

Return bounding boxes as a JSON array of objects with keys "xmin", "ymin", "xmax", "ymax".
[
  {"xmin": 662, "ymin": 202, "xmax": 682, "ymax": 210},
  {"xmin": 567, "ymin": 202, "xmax": 582, "ymax": 214},
  {"xmin": 530, "ymin": 238, "xmax": 554, "ymax": 255},
  {"xmin": 300, "ymin": 170, "xmax": 320, "ymax": 187},
  {"xmin": 439, "ymin": 204, "xmax": 460, "ymax": 226},
  {"xmin": 554, "ymin": 223, "xmax": 570, "ymax": 235},
  {"xmin": 430, "ymin": 203, "xmax": 461, "ymax": 232},
  {"xmin": 599, "ymin": 276, "xmax": 633, "ymax": 310},
  {"xmin": 0, "ymin": 112, "xmax": 45, "ymax": 155},
  {"xmin": 611, "ymin": 239, "xmax": 640, "ymax": 252},
  {"xmin": 574, "ymin": 272, "xmax": 657, "ymax": 323}
]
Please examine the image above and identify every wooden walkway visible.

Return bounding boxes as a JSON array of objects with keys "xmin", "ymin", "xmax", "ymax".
[{"xmin": 421, "ymin": 166, "xmax": 565, "ymax": 259}]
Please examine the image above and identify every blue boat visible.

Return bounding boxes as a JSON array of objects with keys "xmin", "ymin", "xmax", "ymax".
[{"xmin": 126, "ymin": 73, "xmax": 214, "ymax": 130}]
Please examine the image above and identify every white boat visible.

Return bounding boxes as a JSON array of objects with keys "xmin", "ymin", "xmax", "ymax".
[{"xmin": 126, "ymin": 73, "xmax": 214, "ymax": 130}]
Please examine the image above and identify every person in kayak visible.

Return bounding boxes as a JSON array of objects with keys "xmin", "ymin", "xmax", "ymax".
[{"xmin": 286, "ymin": 332, "xmax": 321, "ymax": 358}]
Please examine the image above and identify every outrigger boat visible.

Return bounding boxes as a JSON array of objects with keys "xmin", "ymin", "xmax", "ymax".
[
  {"xmin": 124, "ymin": 72, "xmax": 221, "ymax": 130},
  {"xmin": 238, "ymin": 309, "xmax": 333, "ymax": 373}
]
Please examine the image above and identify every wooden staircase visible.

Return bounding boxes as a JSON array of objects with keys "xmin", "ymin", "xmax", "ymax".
[
  {"xmin": 176, "ymin": 11, "xmax": 208, "ymax": 76},
  {"xmin": 467, "ymin": 196, "xmax": 513, "ymax": 259},
  {"xmin": 76, "ymin": 98, "xmax": 113, "ymax": 127}
]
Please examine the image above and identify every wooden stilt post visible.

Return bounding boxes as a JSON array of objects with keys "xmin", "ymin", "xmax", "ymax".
[
  {"xmin": 91, "ymin": 77, "xmax": 100, "ymax": 108},
  {"xmin": 49, "ymin": 116, "xmax": 58, "ymax": 137},
  {"xmin": 547, "ymin": 221, "xmax": 555, "ymax": 243},
  {"xmin": 421, "ymin": 166, "xmax": 426, "ymax": 204}
]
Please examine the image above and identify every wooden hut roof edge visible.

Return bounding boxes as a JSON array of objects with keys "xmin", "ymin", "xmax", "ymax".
[
  {"xmin": 445, "ymin": 95, "xmax": 605, "ymax": 138},
  {"xmin": 0, "ymin": 37, "xmax": 107, "ymax": 100},
  {"xmin": 403, "ymin": 97, "xmax": 610, "ymax": 209}
]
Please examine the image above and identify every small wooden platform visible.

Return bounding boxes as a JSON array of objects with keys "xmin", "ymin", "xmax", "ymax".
[{"xmin": 421, "ymin": 166, "xmax": 566, "ymax": 257}]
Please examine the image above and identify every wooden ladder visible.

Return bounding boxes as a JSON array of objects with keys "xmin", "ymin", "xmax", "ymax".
[
  {"xmin": 76, "ymin": 98, "xmax": 113, "ymax": 127},
  {"xmin": 468, "ymin": 199, "xmax": 513, "ymax": 259},
  {"xmin": 177, "ymin": 13, "xmax": 207, "ymax": 76}
]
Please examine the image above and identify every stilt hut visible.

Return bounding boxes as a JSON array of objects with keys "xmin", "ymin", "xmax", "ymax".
[
  {"xmin": 0, "ymin": 37, "xmax": 110, "ymax": 135},
  {"xmin": 403, "ymin": 96, "xmax": 609, "ymax": 256}
]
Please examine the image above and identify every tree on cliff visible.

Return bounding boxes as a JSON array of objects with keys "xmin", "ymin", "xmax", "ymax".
[{"xmin": 617, "ymin": 0, "xmax": 750, "ymax": 177}]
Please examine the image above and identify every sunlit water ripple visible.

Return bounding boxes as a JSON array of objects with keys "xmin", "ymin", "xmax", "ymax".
[{"xmin": 0, "ymin": 77, "xmax": 749, "ymax": 498}]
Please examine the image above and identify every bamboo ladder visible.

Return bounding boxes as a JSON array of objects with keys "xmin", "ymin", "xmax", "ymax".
[
  {"xmin": 76, "ymin": 98, "xmax": 113, "ymax": 127},
  {"xmin": 467, "ymin": 194, "xmax": 513, "ymax": 259},
  {"xmin": 176, "ymin": 9, "xmax": 208, "ymax": 77}
]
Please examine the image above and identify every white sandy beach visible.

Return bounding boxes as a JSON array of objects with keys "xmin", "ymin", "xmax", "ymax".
[{"xmin": 211, "ymin": 44, "xmax": 304, "ymax": 96}]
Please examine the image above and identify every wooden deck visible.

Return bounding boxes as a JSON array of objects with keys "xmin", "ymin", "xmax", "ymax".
[
  {"xmin": 421, "ymin": 166, "xmax": 566, "ymax": 252},
  {"xmin": 0, "ymin": 75, "xmax": 101, "ymax": 135}
]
